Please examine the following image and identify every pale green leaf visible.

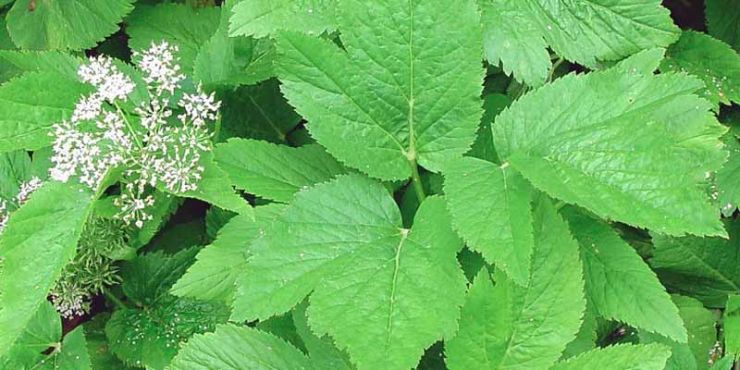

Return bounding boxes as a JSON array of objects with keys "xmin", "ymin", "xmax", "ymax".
[
  {"xmin": 0, "ymin": 50, "xmax": 80, "ymax": 82},
  {"xmin": 105, "ymin": 296, "xmax": 229, "ymax": 370},
  {"xmin": 493, "ymin": 57, "xmax": 727, "ymax": 237},
  {"xmin": 650, "ymin": 221, "xmax": 740, "ymax": 308},
  {"xmin": 276, "ymin": 0, "xmax": 483, "ymax": 180},
  {"xmin": 169, "ymin": 324, "xmax": 312, "ymax": 370},
  {"xmin": 1, "ymin": 301, "xmax": 60, "ymax": 369},
  {"xmin": 639, "ymin": 295, "xmax": 719, "ymax": 370},
  {"xmin": 705, "ymin": 0, "xmax": 740, "ymax": 50},
  {"xmin": 480, "ymin": 0, "xmax": 679, "ymax": 85},
  {"xmin": 0, "ymin": 71, "xmax": 90, "ymax": 153},
  {"xmin": 176, "ymin": 152, "xmax": 252, "ymax": 215},
  {"xmin": 443, "ymin": 157, "xmax": 534, "ymax": 285},
  {"xmin": 233, "ymin": 175, "xmax": 466, "ymax": 370},
  {"xmin": 445, "ymin": 197, "xmax": 585, "ymax": 370},
  {"xmin": 6, "ymin": 0, "xmax": 134, "ymax": 50},
  {"xmin": 551, "ymin": 344, "xmax": 671, "ymax": 370},
  {"xmin": 293, "ymin": 301, "xmax": 352, "ymax": 370},
  {"xmin": 214, "ymin": 139, "xmax": 347, "ymax": 202},
  {"xmin": 0, "ymin": 182, "xmax": 93, "ymax": 358},
  {"xmin": 0, "ymin": 150, "xmax": 31, "ymax": 201},
  {"xmin": 229, "ymin": 0, "xmax": 337, "ymax": 38},
  {"xmin": 172, "ymin": 205, "xmax": 285, "ymax": 303},
  {"xmin": 126, "ymin": 4, "xmax": 219, "ymax": 72},
  {"xmin": 194, "ymin": 0, "xmax": 275, "ymax": 87},
  {"xmin": 562, "ymin": 207, "xmax": 686, "ymax": 342},
  {"xmin": 661, "ymin": 31, "xmax": 740, "ymax": 108}
]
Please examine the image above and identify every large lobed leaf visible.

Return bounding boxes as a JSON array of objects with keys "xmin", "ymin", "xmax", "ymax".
[
  {"xmin": 276, "ymin": 0, "xmax": 484, "ymax": 180},
  {"xmin": 0, "ymin": 182, "xmax": 93, "ymax": 357},
  {"xmin": 479, "ymin": 0, "xmax": 680, "ymax": 85},
  {"xmin": 232, "ymin": 174, "xmax": 467, "ymax": 370},
  {"xmin": 493, "ymin": 53, "xmax": 727, "ymax": 237},
  {"xmin": 445, "ymin": 197, "xmax": 585, "ymax": 370},
  {"xmin": 229, "ymin": 0, "xmax": 337, "ymax": 38}
]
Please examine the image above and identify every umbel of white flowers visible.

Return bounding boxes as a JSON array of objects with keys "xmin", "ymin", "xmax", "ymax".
[{"xmin": 50, "ymin": 41, "xmax": 221, "ymax": 228}]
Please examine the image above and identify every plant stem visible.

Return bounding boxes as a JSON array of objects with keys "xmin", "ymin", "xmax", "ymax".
[
  {"xmin": 410, "ymin": 161, "xmax": 426, "ymax": 203},
  {"xmin": 103, "ymin": 288, "xmax": 128, "ymax": 310},
  {"xmin": 113, "ymin": 102, "xmax": 144, "ymax": 149}
]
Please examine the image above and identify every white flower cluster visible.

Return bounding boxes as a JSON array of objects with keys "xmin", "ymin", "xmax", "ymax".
[
  {"xmin": 0, "ymin": 176, "xmax": 43, "ymax": 234},
  {"xmin": 49, "ymin": 41, "xmax": 221, "ymax": 227}
]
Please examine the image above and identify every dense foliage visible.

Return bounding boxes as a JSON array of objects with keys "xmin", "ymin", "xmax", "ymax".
[{"xmin": 0, "ymin": 0, "xmax": 738, "ymax": 369}]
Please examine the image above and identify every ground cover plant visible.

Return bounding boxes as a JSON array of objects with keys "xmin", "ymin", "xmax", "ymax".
[{"xmin": 0, "ymin": 0, "xmax": 737, "ymax": 369}]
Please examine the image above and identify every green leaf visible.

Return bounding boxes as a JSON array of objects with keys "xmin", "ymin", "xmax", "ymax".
[
  {"xmin": 443, "ymin": 157, "xmax": 534, "ymax": 285},
  {"xmin": 725, "ymin": 295, "xmax": 740, "ymax": 357},
  {"xmin": 0, "ymin": 50, "xmax": 80, "ymax": 82},
  {"xmin": 480, "ymin": 0, "xmax": 679, "ymax": 85},
  {"xmin": 214, "ymin": 139, "xmax": 347, "ymax": 202},
  {"xmin": 466, "ymin": 93, "xmax": 510, "ymax": 163},
  {"xmin": 233, "ymin": 175, "xmax": 467, "ymax": 370},
  {"xmin": 639, "ymin": 295, "xmax": 719, "ymax": 370},
  {"xmin": 445, "ymin": 197, "xmax": 585, "ymax": 370},
  {"xmin": 661, "ymin": 31, "xmax": 740, "ymax": 108},
  {"xmin": 705, "ymin": 0, "xmax": 740, "ymax": 50},
  {"xmin": 1, "ymin": 301, "xmax": 60, "ymax": 368},
  {"xmin": 562, "ymin": 207, "xmax": 686, "ymax": 342},
  {"xmin": 105, "ymin": 296, "xmax": 229, "ymax": 370},
  {"xmin": 229, "ymin": 0, "xmax": 337, "ymax": 38},
  {"xmin": 84, "ymin": 314, "xmax": 131, "ymax": 370},
  {"xmin": 650, "ymin": 221, "xmax": 740, "ymax": 308},
  {"xmin": 0, "ymin": 71, "xmax": 90, "ymax": 153},
  {"xmin": 6, "ymin": 0, "xmax": 134, "ymax": 50},
  {"xmin": 0, "ymin": 182, "xmax": 93, "ymax": 357},
  {"xmin": 172, "ymin": 205, "xmax": 285, "ymax": 303},
  {"xmin": 276, "ymin": 0, "xmax": 484, "ymax": 180},
  {"xmin": 715, "ymin": 134, "xmax": 740, "ymax": 216},
  {"xmin": 293, "ymin": 301, "xmax": 352, "ymax": 370},
  {"xmin": 218, "ymin": 79, "xmax": 301, "ymax": 143},
  {"xmin": 121, "ymin": 248, "xmax": 199, "ymax": 306},
  {"xmin": 0, "ymin": 150, "xmax": 31, "ymax": 201},
  {"xmin": 551, "ymin": 344, "xmax": 671, "ymax": 370},
  {"xmin": 193, "ymin": 0, "xmax": 275, "ymax": 87},
  {"xmin": 126, "ymin": 4, "xmax": 220, "ymax": 72},
  {"xmin": 169, "ymin": 324, "xmax": 312, "ymax": 370},
  {"xmin": 176, "ymin": 152, "xmax": 252, "ymax": 215},
  {"xmin": 479, "ymin": 0, "xmax": 550, "ymax": 86},
  {"xmin": 493, "ymin": 56, "xmax": 727, "ymax": 237}
]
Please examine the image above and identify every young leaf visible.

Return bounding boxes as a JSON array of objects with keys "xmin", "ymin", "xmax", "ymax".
[
  {"xmin": 171, "ymin": 205, "xmax": 285, "ymax": 303},
  {"xmin": 639, "ymin": 295, "xmax": 719, "ymax": 370},
  {"xmin": 445, "ymin": 197, "xmax": 585, "ymax": 370},
  {"xmin": 705, "ymin": 0, "xmax": 740, "ymax": 50},
  {"xmin": 551, "ymin": 343, "xmax": 671, "ymax": 370},
  {"xmin": 443, "ymin": 157, "xmax": 534, "ymax": 285},
  {"xmin": 126, "ymin": 4, "xmax": 220, "ymax": 72},
  {"xmin": 106, "ymin": 296, "xmax": 229, "ymax": 370},
  {"xmin": 650, "ymin": 221, "xmax": 740, "ymax": 308},
  {"xmin": 0, "ymin": 182, "xmax": 93, "ymax": 357},
  {"xmin": 0, "ymin": 71, "xmax": 90, "ymax": 153},
  {"xmin": 562, "ymin": 207, "xmax": 687, "ymax": 342},
  {"xmin": 660, "ymin": 31, "xmax": 740, "ymax": 108},
  {"xmin": 229, "ymin": 0, "xmax": 337, "ymax": 38},
  {"xmin": 169, "ymin": 324, "xmax": 312, "ymax": 370},
  {"xmin": 232, "ymin": 175, "xmax": 467, "ymax": 370},
  {"xmin": 493, "ymin": 56, "xmax": 727, "ymax": 237},
  {"xmin": 194, "ymin": 0, "xmax": 275, "ymax": 87},
  {"xmin": 276, "ymin": 0, "xmax": 483, "ymax": 180},
  {"xmin": 214, "ymin": 139, "xmax": 347, "ymax": 202},
  {"xmin": 479, "ymin": 0, "xmax": 679, "ymax": 85},
  {"xmin": 6, "ymin": 0, "xmax": 134, "ymax": 50}
]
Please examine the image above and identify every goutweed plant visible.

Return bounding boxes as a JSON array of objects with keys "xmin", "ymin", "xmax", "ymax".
[{"xmin": 0, "ymin": 0, "xmax": 738, "ymax": 369}]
